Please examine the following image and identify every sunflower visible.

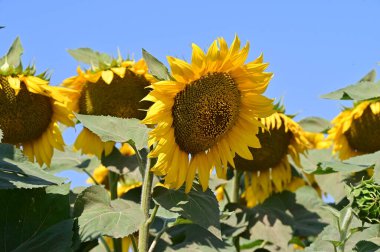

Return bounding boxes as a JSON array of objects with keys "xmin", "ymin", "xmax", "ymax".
[
  {"xmin": 235, "ymin": 112, "xmax": 311, "ymax": 207},
  {"xmin": 62, "ymin": 57, "xmax": 155, "ymax": 157},
  {"xmin": 0, "ymin": 64, "xmax": 75, "ymax": 166},
  {"xmin": 328, "ymin": 101, "xmax": 380, "ymax": 160},
  {"xmin": 142, "ymin": 35, "xmax": 274, "ymax": 193}
]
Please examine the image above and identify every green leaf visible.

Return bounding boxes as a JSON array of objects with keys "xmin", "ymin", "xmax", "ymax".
[
  {"xmin": 239, "ymin": 239, "xmax": 265, "ymax": 250},
  {"xmin": 248, "ymin": 187, "xmax": 327, "ymax": 237},
  {"xmin": 294, "ymin": 149, "xmax": 334, "ymax": 174},
  {"xmin": 0, "ymin": 184, "xmax": 71, "ymax": 251},
  {"xmin": 12, "ymin": 219, "xmax": 74, "ymax": 252},
  {"xmin": 220, "ymin": 210, "xmax": 248, "ymax": 238},
  {"xmin": 73, "ymin": 185, "xmax": 144, "ymax": 242},
  {"xmin": 315, "ymin": 173, "xmax": 348, "ymax": 203},
  {"xmin": 359, "ymin": 69, "xmax": 377, "ymax": 82},
  {"xmin": 45, "ymin": 146, "xmax": 101, "ymax": 173},
  {"xmin": 75, "ymin": 114, "xmax": 151, "ymax": 150},
  {"xmin": 0, "ymin": 37, "xmax": 23, "ymax": 68},
  {"xmin": 0, "ymin": 144, "xmax": 66, "ymax": 189},
  {"xmin": 353, "ymin": 240, "xmax": 380, "ymax": 252},
  {"xmin": 250, "ymin": 217, "xmax": 292, "ymax": 250},
  {"xmin": 298, "ymin": 116, "xmax": 332, "ymax": 133},
  {"xmin": 153, "ymin": 224, "xmax": 232, "ymax": 252},
  {"xmin": 152, "ymin": 184, "xmax": 221, "ymax": 239},
  {"xmin": 316, "ymin": 161, "xmax": 369, "ymax": 174},
  {"xmin": 321, "ymin": 81, "xmax": 380, "ymax": 101},
  {"xmin": 316, "ymin": 150, "xmax": 380, "ymax": 175},
  {"xmin": 142, "ymin": 49, "xmax": 172, "ymax": 81},
  {"xmin": 67, "ymin": 48, "xmax": 112, "ymax": 67},
  {"xmin": 101, "ymin": 146, "xmax": 147, "ymax": 175}
]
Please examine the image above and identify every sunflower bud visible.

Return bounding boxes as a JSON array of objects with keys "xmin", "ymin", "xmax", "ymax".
[{"xmin": 350, "ymin": 179, "xmax": 380, "ymax": 224}]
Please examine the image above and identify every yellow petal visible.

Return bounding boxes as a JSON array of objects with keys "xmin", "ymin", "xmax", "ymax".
[{"xmin": 102, "ymin": 70, "xmax": 114, "ymax": 84}]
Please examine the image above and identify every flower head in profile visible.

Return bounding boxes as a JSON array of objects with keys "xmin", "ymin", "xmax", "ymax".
[
  {"xmin": 235, "ymin": 110, "xmax": 311, "ymax": 207},
  {"xmin": 62, "ymin": 49, "xmax": 155, "ymax": 157},
  {"xmin": 143, "ymin": 35, "xmax": 274, "ymax": 192},
  {"xmin": 0, "ymin": 38, "xmax": 75, "ymax": 166},
  {"xmin": 328, "ymin": 101, "xmax": 380, "ymax": 160}
]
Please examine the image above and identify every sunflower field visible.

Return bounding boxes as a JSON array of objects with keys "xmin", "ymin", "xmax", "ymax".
[{"xmin": 0, "ymin": 35, "xmax": 379, "ymax": 252}]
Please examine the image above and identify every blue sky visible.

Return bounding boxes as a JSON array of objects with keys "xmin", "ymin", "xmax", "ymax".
[{"xmin": 1, "ymin": 0, "xmax": 379, "ymax": 186}]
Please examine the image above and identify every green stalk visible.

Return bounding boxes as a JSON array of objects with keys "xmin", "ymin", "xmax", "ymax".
[
  {"xmin": 131, "ymin": 142, "xmax": 145, "ymax": 177},
  {"xmin": 83, "ymin": 168, "xmax": 99, "ymax": 185},
  {"xmin": 231, "ymin": 170, "xmax": 242, "ymax": 251},
  {"xmin": 138, "ymin": 152, "xmax": 156, "ymax": 252},
  {"xmin": 338, "ymin": 208, "xmax": 353, "ymax": 252},
  {"xmin": 231, "ymin": 170, "xmax": 242, "ymax": 203},
  {"xmin": 130, "ymin": 235, "xmax": 138, "ymax": 252},
  {"xmin": 109, "ymin": 171, "xmax": 122, "ymax": 252}
]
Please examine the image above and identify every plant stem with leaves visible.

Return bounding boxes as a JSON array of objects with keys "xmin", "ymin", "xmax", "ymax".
[
  {"xmin": 109, "ymin": 171, "xmax": 122, "ymax": 252},
  {"xmin": 231, "ymin": 170, "xmax": 242, "ymax": 203},
  {"xmin": 337, "ymin": 208, "xmax": 353, "ymax": 252},
  {"xmin": 138, "ymin": 150, "xmax": 157, "ymax": 252}
]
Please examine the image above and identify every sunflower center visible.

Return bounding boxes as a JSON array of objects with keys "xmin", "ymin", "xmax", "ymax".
[
  {"xmin": 172, "ymin": 72, "xmax": 241, "ymax": 154},
  {"xmin": 345, "ymin": 106, "xmax": 380, "ymax": 153},
  {"xmin": 78, "ymin": 70, "xmax": 151, "ymax": 120},
  {"xmin": 234, "ymin": 121, "xmax": 292, "ymax": 172},
  {"xmin": 0, "ymin": 77, "xmax": 53, "ymax": 144}
]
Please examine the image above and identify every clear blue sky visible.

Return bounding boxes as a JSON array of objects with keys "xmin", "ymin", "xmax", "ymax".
[{"xmin": 1, "ymin": 0, "xmax": 379, "ymax": 186}]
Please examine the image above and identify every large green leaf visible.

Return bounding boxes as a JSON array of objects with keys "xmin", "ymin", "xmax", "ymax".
[
  {"xmin": 250, "ymin": 217, "xmax": 292, "ymax": 250},
  {"xmin": 154, "ymin": 224, "xmax": 232, "ymax": 252},
  {"xmin": 359, "ymin": 69, "xmax": 377, "ymax": 82},
  {"xmin": 45, "ymin": 146, "xmax": 101, "ymax": 173},
  {"xmin": 316, "ymin": 150, "xmax": 380, "ymax": 174},
  {"xmin": 0, "ymin": 144, "xmax": 66, "ymax": 189},
  {"xmin": 0, "ymin": 37, "xmax": 23, "ymax": 68},
  {"xmin": 293, "ymin": 149, "xmax": 334, "ymax": 174},
  {"xmin": 220, "ymin": 211, "xmax": 248, "ymax": 238},
  {"xmin": 315, "ymin": 173, "xmax": 347, "ymax": 203},
  {"xmin": 152, "ymin": 184, "xmax": 221, "ymax": 239},
  {"xmin": 321, "ymin": 81, "xmax": 380, "ymax": 101},
  {"xmin": 0, "ymin": 184, "xmax": 71, "ymax": 251},
  {"xmin": 298, "ymin": 116, "xmax": 331, "ymax": 133},
  {"xmin": 248, "ymin": 186, "xmax": 327, "ymax": 237},
  {"xmin": 75, "ymin": 114, "xmax": 151, "ymax": 150},
  {"xmin": 142, "ymin": 49, "xmax": 172, "ymax": 81},
  {"xmin": 67, "ymin": 48, "xmax": 112, "ymax": 67},
  {"xmin": 101, "ymin": 146, "xmax": 147, "ymax": 176},
  {"xmin": 73, "ymin": 185, "xmax": 144, "ymax": 242},
  {"xmin": 12, "ymin": 219, "xmax": 74, "ymax": 252}
]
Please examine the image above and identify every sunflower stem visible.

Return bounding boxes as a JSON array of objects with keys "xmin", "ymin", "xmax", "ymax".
[
  {"xmin": 138, "ymin": 153, "xmax": 156, "ymax": 252},
  {"xmin": 99, "ymin": 236, "xmax": 112, "ymax": 252},
  {"xmin": 83, "ymin": 168, "xmax": 99, "ymax": 185},
  {"xmin": 148, "ymin": 219, "xmax": 168, "ymax": 252},
  {"xmin": 338, "ymin": 207, "xmax": 353, "ymax": 252},
  {"xmin": 222, "ymin": 187, "xmax": 231, "ymax": 203},
  {"xmin": 108, "ymin": 170, "xmax": 122, "ymax": 252},
  {"xmin": 232, "ymin": 170, "xmax": 242, "ymax": 203},
  {"xmin": 131, "ymin": 142, "xmax": 145, "ymax": 177},
  {"xmin": 130, "ymin": 234, "xmax": 138, "ymax": 252}
]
